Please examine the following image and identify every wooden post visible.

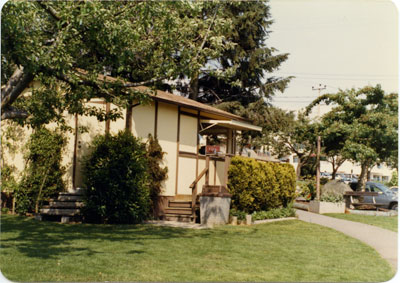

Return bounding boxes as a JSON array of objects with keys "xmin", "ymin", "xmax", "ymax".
[
  {"xmin": 72, "ymin": 114, "xmax": 78, "ymax": 190},
  {"xmin": 316, "ymin": 136, "xmax": 321, "ymax": 200},
  {"xmin": 105, "ymin": 102, "xmax": 111, "ymax": 134},
  {"xmin": 125, "ymin": 103, "xmax": 133, "ymax": 132},
  {"xmin": 175, "ymin": 107, "xmax": 181, "ymax": 195},
  {"xmin": 224, "ymin": 156, "xmax": 231, "ymax": 187},
  {"xmin": 205, "ymin": 155, "xmax": 210, "ymax": 186},
  {"xmin": 154, "ymin": 101, "xmax": 158, "ymax": 138},
  {"xmin": 192, "ymin": 184, "xmax": 197, "ymax": 219}
]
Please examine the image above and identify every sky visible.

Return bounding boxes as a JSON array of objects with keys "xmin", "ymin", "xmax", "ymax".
[{"xmin": 267, "ymin": 0, "xmax": 398, "ymax": 116}]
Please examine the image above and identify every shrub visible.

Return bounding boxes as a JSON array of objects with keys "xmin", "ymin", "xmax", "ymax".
[
  {"xmin": 320, "ymin": 180, "xmax": 350, "ymax": 203},
  {"xmin": 15, "ymin": 128, "xmax": 66, "ymax": 214},
  {"xmin": 320, "ymin": 177, "xmax": 329, "ymax": 185},
  {"xmin": 146, "ymin": 135, "xmax": 168, "ymax": 215},
  {"xmin": 229, "ymin": 208, "xmax": 247, "ymax": 221},
  {"xmin": 386, "ymin": 171, "xmax": 398, "ymax": 187},
  {"xmin": 251, "ymin": 206, "xmax": 296, "ymax": 221},
  {"xmin": 1, "ymin": 207, "xmax": 10, "ymax": 214},
  {"xmin": 1, "ymin": 165, "xmax": 18, "ymax": 193},
  {"xmin": 82, "ymin": 131, "xmax": 150, "ymax": 224},
  {"xmin": 228, "ymin": 156, "xmax": 296, "ymax": 213},
  {"xmin": 297, "ymin": 180, "xmax": 316, "ymax": 200}
]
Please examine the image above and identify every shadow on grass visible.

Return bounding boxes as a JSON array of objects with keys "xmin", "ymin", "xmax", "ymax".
[{"xmin": 0, "ymin": 215, "xmax": 198, "ymax": 260}]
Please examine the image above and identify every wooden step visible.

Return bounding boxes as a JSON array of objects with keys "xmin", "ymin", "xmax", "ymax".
[
  {"xmin": 47, "ymin": 201, "xmax": 84, "ymax": 208},
  {"xmin": 168, "ymin": 200, "xmax": 192, "ymax": 208},
  {"xmin": 163, "ymin": 214, "xmax": 193, "ymax": 222},
  {"xmin": 59, "ymin": 192, "xmax": 84, "ymax": 196},
  {"xmin": 164, "ymin": 207, "xmax": 193, "ymax": 215},
  {"xmin": 173, "ymin": 195, "xmax": 192, "ymax": 201},
  {"xmin": 57, "ymin": 195, "xmax": 83, "ymax": 202},
  {"xmin": 40, "ymin": 208, "xmax": 81, "ymax": 216}
]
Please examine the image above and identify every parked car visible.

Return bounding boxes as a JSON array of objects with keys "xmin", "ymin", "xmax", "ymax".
[
  {"xmin": 390, "ymin": 186, "xmax": 398, "ymax": 194},
  {"xmin": 349, "ymin": 181, "xmax": 398, "ymax": 210}
]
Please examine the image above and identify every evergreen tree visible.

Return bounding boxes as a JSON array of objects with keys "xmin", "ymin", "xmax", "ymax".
[{"xmin": 177, "ymin": 0, "xmax": 291, "ymax": 104}]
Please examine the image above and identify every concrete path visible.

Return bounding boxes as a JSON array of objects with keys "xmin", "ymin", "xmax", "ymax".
[{"xmin": 296, "ymin": 209, "xmax": 398, "ymax": 270}]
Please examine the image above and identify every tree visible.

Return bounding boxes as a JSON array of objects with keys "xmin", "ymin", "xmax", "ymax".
[
  {"xmin": 270, "ymin": 112, "xmax": 319, "ymax": 179},
  {"xmin": 1, "ymin": 1, "xmax": 235, "ymax": 123},
  {"xmin": 318, "ymin": 118, "xmax": 349, "ymax": 179},
  {"xmin": 174, "ymin": 0, "xmax": 292, "ymax": 104},
  {"xmin": 306, "ymin": 85, "xmax": 398, "ymax": 190}
]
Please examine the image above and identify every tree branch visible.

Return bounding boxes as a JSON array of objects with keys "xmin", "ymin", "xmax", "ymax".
[
  {"xmin": 36, "ymin": 1, "xmax": 61, "ymax": 21},
  {"xmin": 1, "ymin": 107, "xmax": 29, "ymax": 120},
  {"xmin": 1, "ymin": 67, "xmax": 34, "ymax": 111}
]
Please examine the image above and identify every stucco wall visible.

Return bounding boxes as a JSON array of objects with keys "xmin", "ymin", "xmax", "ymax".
[
  {"xmin": 75, "ymin": 102, "xmax": 106, "ymax": 189},
  {"xmin": 179, "ymin": 114, "xmax": 197, "ymax": 153},
  {"xmin": 109, "ymin": 104, "xmax": 126, "ymax": 135},
  {"xmin": 131, "ymin": 102, "xmax": 155, "ymax": 139},
  {"xmin": 177, "ymin": 157, "xmax": 197, "ymax": 195},
  {"xmin": 157, "ymin": 103, "xmax": 178, "ymax": 196}
]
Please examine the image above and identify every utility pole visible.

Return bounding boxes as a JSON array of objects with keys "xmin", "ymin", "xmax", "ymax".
[
  {"xmin": 312, "ymin": 84, "xmax": 326, "ymax": 201},
  {"xmin": 312, "ymin": 84, "xmax": 326, "ymax": 117},
  {"xmin": 316, "ymin": 136, "xmax": 321, "ymax": 200}
]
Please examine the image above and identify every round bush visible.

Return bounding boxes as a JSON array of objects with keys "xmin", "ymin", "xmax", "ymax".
[
  {"xmin": 82, "ymin": 131, "xmax": 150, "ymax": 224},
  {"xmin": 228, "ymin": 156, "xmax": 296, "ymax": 213}
]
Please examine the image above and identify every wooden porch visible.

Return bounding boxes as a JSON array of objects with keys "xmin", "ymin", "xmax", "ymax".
[{"xmin": 161, "ymin": 153, "xmax": 232, "ymax": 222}]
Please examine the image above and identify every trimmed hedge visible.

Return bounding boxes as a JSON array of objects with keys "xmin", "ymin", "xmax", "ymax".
[{"xmin": 228, "ymin": 156, "xmax": 296, "ymax": 213}]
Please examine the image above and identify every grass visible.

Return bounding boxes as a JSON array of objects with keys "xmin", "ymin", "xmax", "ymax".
[
  {"xmin": 324, "ymin": 213, "xmax": 398, "ymax": 232},
  {"xmin": 0, "ymin": 214, "xmax": 395, "ymax": 282}
]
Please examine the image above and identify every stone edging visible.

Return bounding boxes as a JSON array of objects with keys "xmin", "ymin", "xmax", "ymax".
[
  {"xmin": 253, "ymin": 217, "xmax": 298, "ymax": 225},
  {"xmin": 347, "ymin": 210, "xmax": 398, "ymax": 217}
]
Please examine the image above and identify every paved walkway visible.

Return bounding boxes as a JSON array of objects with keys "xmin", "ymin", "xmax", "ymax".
[{"xmin": 296, "ymin": 209, "xmax": 398, "ymax": 270}]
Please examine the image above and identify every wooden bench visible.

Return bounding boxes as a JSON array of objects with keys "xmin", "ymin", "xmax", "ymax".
[{"xmin": 343, "ymin": 191, "xmax": 387, "ymax": 210}]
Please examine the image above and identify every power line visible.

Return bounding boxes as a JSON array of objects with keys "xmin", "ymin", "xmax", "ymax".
[{"xmin": 273, "ymin": 72, "xmax": 398, "ymax": 78}]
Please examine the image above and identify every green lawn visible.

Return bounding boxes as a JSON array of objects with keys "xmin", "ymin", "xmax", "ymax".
[
  {"xmin": 324, "ymin": 213, "xmax": 398, "ymax": 232},
  {"xmin": 0, "ymin": 214, "xmax": 394, "ymax": 282}
]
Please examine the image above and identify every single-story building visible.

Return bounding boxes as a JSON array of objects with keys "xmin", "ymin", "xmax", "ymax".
[{"xmin": 3, "ymin": 75, "xmax": 262, "ymax": 221}]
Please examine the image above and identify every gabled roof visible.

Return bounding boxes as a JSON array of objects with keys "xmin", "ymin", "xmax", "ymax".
[
  {"xmin": 135, "ymin": 86, "xmax": 248, "ymax": 122},
  {"xmin": 77, "ymin": 69, "xmax": 249, "ymax": 122}
]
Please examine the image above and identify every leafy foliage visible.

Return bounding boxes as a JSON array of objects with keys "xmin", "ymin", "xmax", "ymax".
[
  {"xmin": 228, "ymin": 156, "xmax": 296, "ymax": 213},
  {"xmin": 177, "ymin": 1, "xmax": 291, "ymax": 103},
  {"xmin": 297, "ymin": 180, "xmax": 316, "ymax": 201},
  {"xmin": 229, "ymin": 209, "xmax": 247, "ymax": 221},
  {"xmin": 251, "ymin": 206, "xmax": 296, "ymax": 221},
  {"xmin": 386, "ymin": 171, "xmax": 398, "ymax": 187},
  {"xmin": 146, "ymin": 134, "xmax": 168, "ymax": 215},
  {"xmin": 82, "ymin": 131, "xmax": 150, "ymax": 224},
  {"xmin": 0, "ymin": 165, "xmax": 18, "ymax": 194},
  {"xmin": 15, "ymin": 128, "xmax": 66, "ymax": 214},
  {"xmin": 319, "ymin": 194, "xmax": 344, "ymax": 203},
  {"xmin": 1, "ymin": 1, "xmax": 243, "ymax": 121},
  {"xmin": 306, "ymin": 85, "xmax": 398, "ymax": 189}
]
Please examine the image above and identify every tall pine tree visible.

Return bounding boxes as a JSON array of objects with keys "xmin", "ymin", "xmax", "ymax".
[{"xmin": 176, "ymin": 0, "xmax": 291, "ymax": 105}]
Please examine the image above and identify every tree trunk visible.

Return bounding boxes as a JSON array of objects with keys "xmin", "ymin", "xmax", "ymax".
[
  {"xmin": 189, "ymin": 73, "xmax": 199, "ymax": 100},
  {"xmin": 35, "ymin": 168, "xmax": 49, "ymax": 214},
  {"xmin": 331, "ymin": 167, "xmax": 337, "ymax": 180},
  {"xmin": 357, "ymin": 162, "xmax": 369, "ymax": 191},
  {"xmin": 296, "ymin": 161, "xmax": 303, "ymax": 180}
]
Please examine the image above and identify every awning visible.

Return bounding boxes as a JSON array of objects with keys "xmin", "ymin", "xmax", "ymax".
[{"xmin": 200, "ymin": 119, "xmax": 262, "ymax": 132}]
